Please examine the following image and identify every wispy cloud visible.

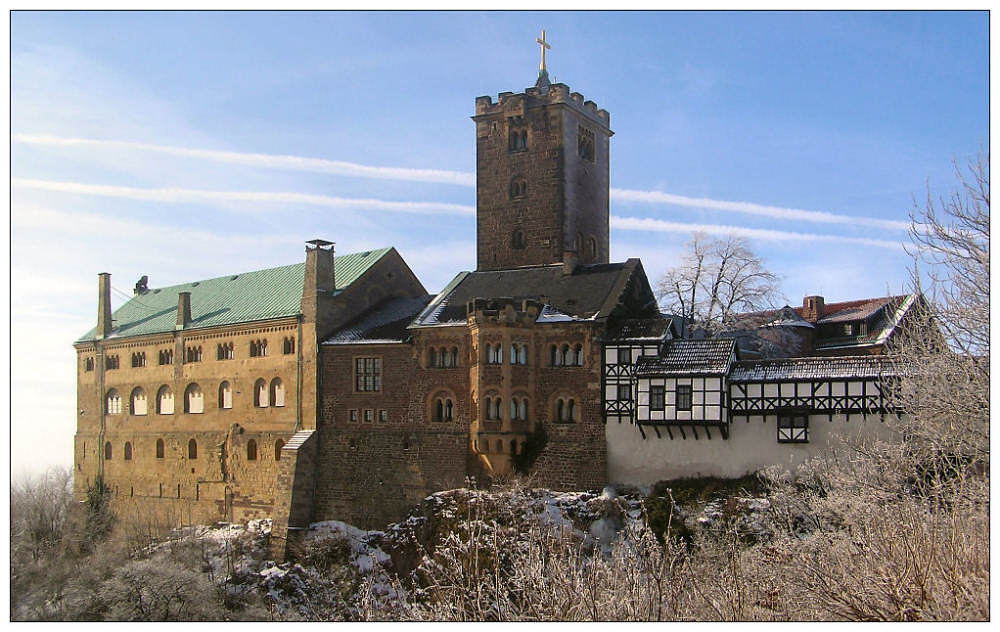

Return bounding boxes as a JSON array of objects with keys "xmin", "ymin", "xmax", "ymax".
[
  {"xmin": 12, "ymin": 177, "xmax": 476, "ymax": 217},
  {"xmin": 610, "ymin": 215, "xmax": 905, "ymax": 250},
  {"xmin": 609, "ymin": 188, "xmax": 910, "ymax": 231},
  {"xmin": 13, "ymin": 134, "xmax": 477, "ymax": 187},
  {"xmin": 14, "ymin": 134, "xmax": 910, "ymax": 231}
]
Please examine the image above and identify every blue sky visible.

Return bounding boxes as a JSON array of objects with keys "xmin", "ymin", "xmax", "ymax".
[{"xmin": 10, "ymin": 11, "xmax": 988, "ymax": 475}]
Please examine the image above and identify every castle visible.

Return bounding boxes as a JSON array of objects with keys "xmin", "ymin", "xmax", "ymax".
[{"xmin": 73, "ymin": 45, "xmax": 917, "ymax": 559}]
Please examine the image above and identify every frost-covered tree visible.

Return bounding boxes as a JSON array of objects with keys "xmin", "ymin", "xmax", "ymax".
[{"xmin": 656, "ymin": 233, "xmax": 783, "ymax": 335}]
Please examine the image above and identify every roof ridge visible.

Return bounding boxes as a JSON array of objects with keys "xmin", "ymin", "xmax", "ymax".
[{"xmin": 134, "ymin": 247, "xmax": 392, "ymax": 294}]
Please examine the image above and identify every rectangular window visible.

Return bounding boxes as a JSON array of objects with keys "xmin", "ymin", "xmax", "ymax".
[
  {"xmin": 364, "ymin": 409, "xmax": 373, "ymax": 423},
  {"xmin": 777, "ymin": 412, "xmax": 809, "ymax": 443},
  {"xmin": 349, "ymin": 409, "xmax": 359, "ymax": 423},
  {"xmin": 379, "ymin": 409, "xmax": 388, "ymax": 423},
  {"xmin": 355, "ymin": 357, "xmax": 382, "ymax": 392},
  {"xmin": 649, "ymin": 385, "xmax": 665, "ymax": 410},
  {"xmin": 676, "ymin": 385, "xmax": 692, "ymax": 411},
  {"xmin": 617, "ymin": 384, "xmax": 632, "ymax": 401},
  {"xmin": 616, "ymin": 347, "xmax": 630, "ymax": 364},
  {"xmin": 84, "ymin": 357, "xmax": 94, "ymax": 372}
]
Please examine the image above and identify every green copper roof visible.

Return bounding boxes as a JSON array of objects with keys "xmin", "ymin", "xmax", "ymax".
[{"xmin": 77, "ymin": 247, "xmax": 392, "ymax": 342}]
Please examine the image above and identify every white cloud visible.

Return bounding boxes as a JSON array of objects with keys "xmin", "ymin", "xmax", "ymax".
[
  {"xmin": 610, "ymin": 215, "xmax": 906, "ymax": 250},
  {"xmin": 12, "ymin": 177, "xmax": 476, "ymax": 217},
  {"xmin": 610, "ymin": 188, "xmax": 910, "ymax": 232}
]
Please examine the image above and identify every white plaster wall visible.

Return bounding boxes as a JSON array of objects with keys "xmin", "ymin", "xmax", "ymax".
[{"xmin": 606, "ymin": 413, "xmax": 899, "ymax": 486}]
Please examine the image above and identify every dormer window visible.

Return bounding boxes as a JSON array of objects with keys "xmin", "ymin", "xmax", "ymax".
[{"xmin": 842, "ymin": 323, "xmax": 854, "ymax": 336}]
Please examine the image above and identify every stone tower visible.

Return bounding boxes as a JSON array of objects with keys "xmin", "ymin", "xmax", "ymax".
[{"xmin": 472, "ymin": 48, "xmax": 613, "ymax": 272}]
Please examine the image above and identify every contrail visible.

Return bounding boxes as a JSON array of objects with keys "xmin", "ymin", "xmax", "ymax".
[
  {"xmin": 15, "ymin": 133, "xmax": 910, "ymax": 231},
  {"xmin": 11, "ymin": 177, "xmax": 476, "ymax": 216},
  {"xmin": 609, "ymin": 188, "xmax": 910, "ymax": 231},
  {"xmin": 610, "ymin": 215, "xmax": 905, "ymax": 251},
  {"xmin": 13, "ymin": 134, "xmax": 477, "ymax": 187}
]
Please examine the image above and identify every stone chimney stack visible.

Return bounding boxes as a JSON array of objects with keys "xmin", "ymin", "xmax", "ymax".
[
  {"xmin": 176, "ymin": 292, "xmax": 192, "ymax": 329},
  {"xmin": 802, "ymin": 295, "xmax": 825, "ymax": 323},
  {"xmin": 97, "ymin": 272, "xmax": 112, "ymax": 340},
  {"xmin": 302, "ymin": 239, "xmax": 337, "ymax": 335}
]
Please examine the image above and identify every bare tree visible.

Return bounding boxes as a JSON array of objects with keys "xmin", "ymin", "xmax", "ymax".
[
  {"xmin": 890, "ymin": 152, "xmax": 990, "ymax": 467},
  {"xmin": 656, "ymin": 233, "xmax": 783, "ymax": 335}
]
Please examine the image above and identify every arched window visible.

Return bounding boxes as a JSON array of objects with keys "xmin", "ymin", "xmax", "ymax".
[
  {"xmin": 270, "ymin": 378, "xmax": 285, "ymax": 407},
  {"xmin": 157, "ymin": 385, "xmax": 174, "ymax": 415},
  {"xmin": 105, "ymin": 389, "xmax": 121, "ymax": 415},
  {"xmin": 188, "ymin": 438, "xmax": 197, "ymax": 459},
  {"xmin": 429, "ymin": 347, "xmax": 437, "ymax": 368},
  {"xmin": 254, "ymin": 379, "xmax": 268, "ymax": 408},
  {"xmin": 440, "ymin": 347, "xmax": 450, "ymax": 368},
  {"xmin": 510, "ymin": 398, "xmax": 519, "ymax": 421},
  {"xmin": 218, "ymin": 381, "xmax": 232, "ymax": 409},
  {"xmin": 575, "ymin": 232, "xmax": 583, "ymax": 253},
  {"xmin": 450, "ymin": 347, "xmax": 459, "ymax": 368},
  {"xmin": 520, "ymin": 398, "xmax": 529, "ymax": 421},
  {"xmin": 184, "ymin": 383, "xmax": 204, "ymax": 414},
  {"xmin": 130, "ymin": 387, "xmax": 147, "ymax": 416},
  {"xmin": 561, "ymin": 344, "xmax": 571, "ymax": 366},
  {"xmin": 247, "ymin": 439, "xmax": 258, "ymax": 461},
  {"xmin": 555, "ymin": 397, "xmax": 577, "ymax": 423},
  {"xmin": 104, "ymin": 442, "xmax": 112, "ymax": 460},
  {"xmin": 445, "ymin": 399, "xmax": 454, "ymax": 421},
  {"xmin": 588, "ymin": 236, "xmax": 598, "ymax": 258},
  {"xmin": 283, "ymin": 337, "xmax": 295, "ymax": 355},
  {"xmin": 574, "ymin": 344, "xmax": 584, "ymax": 367},
  {"xmin": 511, "ymin": 229, "xmax": 526, "ymax": 250},
  {"xmin": 250, "ymin": 339, "xmax": 268, "ymax": 357},
  {"xmin": 509, "ymin": 178, "xmax": 527, "ymax": 200},
  {"xmin": 156, "ymin": 438, "xmax": 165, "ymax": 459},
  {"xmin": 124, "ymin": 442, "xmax": 133, "ymax": 461},
  {"xmin": 435, "ymin": 398, "xmax": 444, "ymax": 422},
  {"xmin": 510, "ymin": 344, "xmax": 519, "ymax": 365},
  {"xmin": 275, "ymin": 439, "xmax": 285, "ymax": 461},
  {"xmin": 550, "ymin": 345, "xmax": 559, "ymax": 366},
  {"xmin": 519, "ymin": 344, "xmax": 529, "ymax": 365}
]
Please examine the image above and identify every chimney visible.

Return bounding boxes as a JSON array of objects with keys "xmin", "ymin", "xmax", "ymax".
[
  {"xmin": 302, "ymin": 239, "xmax": 337, "ymax": 333},
  {"xmin": 176, "ymin": 292, "xmax": 192, "ymax": 329},
  {"xmin": 802, "ymin": 295, "xmax": 825, "ymax": 323},
  {"xmin": 96, "ymin": 272, "xmax": 112, "ymax": 339}
]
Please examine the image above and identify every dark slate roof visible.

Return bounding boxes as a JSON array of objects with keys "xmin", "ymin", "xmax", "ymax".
[
  {"xmin": 324, "ymin": 295, "xmax": 434, "ymax": 345},
  {"xmin": 411, "ymin": 260, "xmax": 641, "ymax": 327},
  {"xmin": 730, "ymin": 355, "xmax": 899, "ymax": 382},
  {"xmin": 77, "ymin": 248, "xmax": 392, "ymax": 342},
  {"xmin": 814, "ymin": 294, "xmax": 917, "ymax": 350},
  {"xmin": 634, "ymin": 339, "xmax": 736, "ymax": 376},
  {"xmin": 604, "ymin": 317, "xmax": 674, "ymax": 341}
]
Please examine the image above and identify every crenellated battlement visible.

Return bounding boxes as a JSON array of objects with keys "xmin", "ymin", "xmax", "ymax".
[{"xmin": 474, "ymin": 82, "xmax": 610, "ymax": 127}]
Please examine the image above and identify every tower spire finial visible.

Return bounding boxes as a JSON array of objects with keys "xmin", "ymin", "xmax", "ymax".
[{"xmin": 535, "ymin": 29, "xmax": 552, "ymax": 87}]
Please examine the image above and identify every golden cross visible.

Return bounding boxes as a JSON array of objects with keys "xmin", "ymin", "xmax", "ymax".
[{"xmin": 536, "ymin": 29, "xmax": 551, "ymax": 72}]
